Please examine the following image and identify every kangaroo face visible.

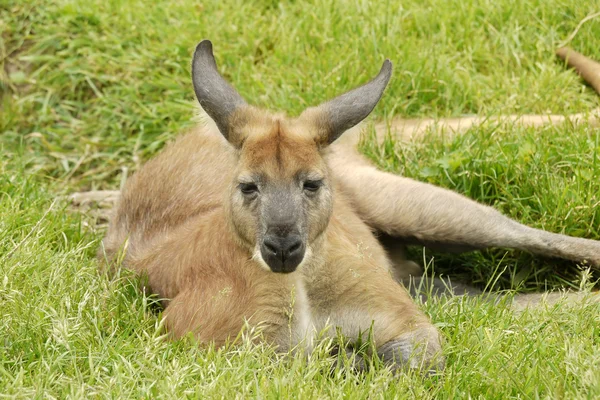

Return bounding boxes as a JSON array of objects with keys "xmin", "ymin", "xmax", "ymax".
[
  {"xmin": 227, "ymin": 115, "xmax": 332, "ymax": 273},
  {"xmin": 191, "ymin": 39, "xmax": 391, "ymax": 273}
]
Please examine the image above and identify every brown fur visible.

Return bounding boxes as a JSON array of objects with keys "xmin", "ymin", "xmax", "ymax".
[
  {"xmin": 99, "ymin": 43, "xmax": 600, "ymax": 373},
  {"xmin": 557, "ymin": 47, "xmax": 600, "ymax": 94},
  {"xmin": 101, "ymin": 106, "xmax": 443, "ymax": 371}
]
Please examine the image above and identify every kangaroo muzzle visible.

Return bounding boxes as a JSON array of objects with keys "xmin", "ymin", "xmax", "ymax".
[{"xmin": 260, "ymin": 231, "xmax": 305, "ymax": 273}]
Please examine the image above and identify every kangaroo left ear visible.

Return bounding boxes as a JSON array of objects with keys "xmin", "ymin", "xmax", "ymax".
[
  {"xmin": 301, "ymin": 60, "xmax": 392, "ymax": 145},
  {"xmin": 192, "ymin": 40, "xmax": 248, "ymax": 143}
]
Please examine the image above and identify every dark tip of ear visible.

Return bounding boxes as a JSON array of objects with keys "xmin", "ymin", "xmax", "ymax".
[
  {"xmin": 381, "ymin": 59, "xmax": 393, "ymax": 77},
  {"xmin": 198, "ymin": 39, "xmax": 213, "ymax": 50},
  {"xmin": 375, "ymin": 59, "xmax": 393, "ymax": 91},
  {"xmin": 195, "ymin": 40, "xmax": 213, "ymax": 59},
  {"xmin": 193, "ymin": 40, "xmax": 218, "ymax": 72}
]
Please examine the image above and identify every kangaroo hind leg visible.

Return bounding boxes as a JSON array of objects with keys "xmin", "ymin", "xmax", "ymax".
[{"xmin": 328, "ymin": 144, "xmax": 600, "ymax": 266}]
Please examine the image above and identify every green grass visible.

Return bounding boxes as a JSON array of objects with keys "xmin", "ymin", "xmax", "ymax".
[{"xmin": 2, "ymin": 0, "xmax": 600, "ymax": 397}]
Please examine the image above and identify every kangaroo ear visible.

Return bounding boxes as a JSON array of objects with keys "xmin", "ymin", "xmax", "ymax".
[
  {"xmin": 302, "ymin": 60, "xmax": 392, "ymax": 145},
  {"xmin": 192, "ymin": 40, "xmax": 247, "ymax": 141}
]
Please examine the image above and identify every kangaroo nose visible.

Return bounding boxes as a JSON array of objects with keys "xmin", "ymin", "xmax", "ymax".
[{"xmin": 261, "ymin": 234, "xmax": 305, "ymax": 273}]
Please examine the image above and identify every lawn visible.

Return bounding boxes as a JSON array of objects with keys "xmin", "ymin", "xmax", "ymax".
[{"xmin": 1, "ymin": 0, "xmax": 599, "ymax": 397}]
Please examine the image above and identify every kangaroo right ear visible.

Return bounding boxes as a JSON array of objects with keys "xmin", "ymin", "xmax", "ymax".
[
  {"xmin": 192, "ymin": 40, "xmax": 248, "ymax": 143},
  {"xmin": 300, "ymin": 60, "xmax": 392, "ymax": 146}
]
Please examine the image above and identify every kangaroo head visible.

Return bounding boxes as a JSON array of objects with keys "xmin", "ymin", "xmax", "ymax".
[{"xmin": 191, "ymin": 40, "xmax": 391, "ymax": 273}]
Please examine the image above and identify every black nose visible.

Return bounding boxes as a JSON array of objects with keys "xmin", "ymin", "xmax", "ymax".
[{"xmin": 260, "ymin": 234, "xmax": 305, "ymax": 273}]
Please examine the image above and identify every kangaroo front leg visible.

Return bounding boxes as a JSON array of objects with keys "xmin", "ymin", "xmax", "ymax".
[
  {"xmin": 328, "ymin": 146, "xmax": 600, "ymax": 266},
  {"xmin": 305, "ymin": 231, "xmax": 445, "ymax": 373},
  {"xmin": 163, "ymin": 275, "xmax": 302, "ymax": 352}
]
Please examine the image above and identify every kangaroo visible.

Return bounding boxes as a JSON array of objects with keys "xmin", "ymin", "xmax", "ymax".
[{"xmin": 99, "ymin": 41, "xmax": 600, "ymax": 373}]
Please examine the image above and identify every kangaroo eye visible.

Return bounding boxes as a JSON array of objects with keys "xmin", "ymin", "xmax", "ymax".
[
  {"xmin": 240, "ymin": 183, "xmax": 259, "ymax": 195},
  {"xmin": 303, "ymin": 180, "xmax": 322, "ymax": 192}
]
